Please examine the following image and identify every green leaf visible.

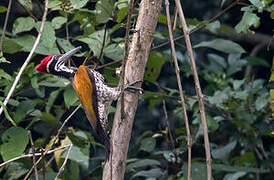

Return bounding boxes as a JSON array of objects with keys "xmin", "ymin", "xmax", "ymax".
[
  {"xmin": 16, "ymin": 35, "xmax": 60, "ymax": 55},
  {"xmin": 212, "ymin": 141, "xmax": 237, "ymax": 159},
  {"xmin": 40, "ymin": 112, "xmax": 58, "ymax": 124},
  {"xmin": 255, "ymin": 95, "xmax": 269, "ymax": 110},
  {"xmin": 0, "ymin": 69, "xmax": 12, "ymax": 81},
  {"xmin": 51, "ymin": 16, "xmax": 67, "ymax": 29},
  {"xmin": 206, "ymin": 115, "xmax": 219, "ymax": 131},
  {"xmin": 181, "ymin": 162, "xmax": 207, "ymax": 180},
  {"xmin": 194, "ymin": 39, "xmax": 246, "ymax": 54},
  {"xmin": 0, "ymin": 6, "xmax": 7, "ymax": 13},
  {"xmin": 235, "ymin": 12, "xmax": 260, "ymax": 34},
  {"xmin": 212, "ymin": 163, "xmax": 270, "ymax": 173},
  {"xmin": 78, "ymin": 30, "xmax": 110, "ymax": 57},
  {"xmin": 103, "ymin": 68, "xmax": 119, "ymax": 85},
  {"xmin": 36, "ymin": 22, "xmax": 56, "ymax": 48},
  {"xmin": 140, "ymin": 137, "xmax": 156, "ymax": 152},
  {"xmin": 246, "ymin": 56, "xmax": 270, "ymax": 67},
  {"xmin": 208, "ymin": 90, "xmax": 229, "ymax": 108},
  {"xmin": 12, "ymin": 17, "xmax": 35, "ymax": 34},
  {"xmin": 95, "ymin": 0, "xmax": 115, "ymax": 23},
  {"xmin": 158, "ymin": 13, "xmax": 167, "ymax": 25},
  {"xmin": 0, "ymin": 56, "xmax": 10, "ymax": 64},
  {"xmin": 117, "ymin": 7, "xmax": 128, "ymax": 23},
  {"xmin": 144, "ymin": 52, "xmax": 165, "ymax": 81},
  {"xmin": 14, "ymin": 99, "xmax": 36, "ymax": 123},
  {"xmin": 232, "ymin": 152, "xmax": 256, "ymax": 166},
  {"xmin": 223, "ymin": 172, "xmax": 247, "ymax": 180},
  {"xmin": 0, "ymin": 51, "xmax": 10, "ymax": 63},
  {"xmin": 0, "ymin": 101, "xmax": 16, "ymax": 126},
  {"xmin": 227, "ymin": 54, "xmax": 247, "ymax": 76},
  {"xmin": 132, "ymin": 168, "xmax": 164, "ymax": 178},
  {"xmin": 4, "ymin": 162, "xmax": 28, "ymax": 179},
  {"xmin": 0, "ymin": 127, "xmax": 28, "ymax": 161},
  {"xmin": 270, "ymin": 89, "xmax": 274, "ymax": 100},
  {"xmin": 61, "ymin": 138, "xmax": 90, "ymax": 169},
  {"xmin": 18, "ymin": 0, "xmax": 32, "ymax": 10},
  {"xmin": 206, "ymin": 20, "xmax": 220, "ymax": 33},
  {"xmin": 67, "ymin": 131, "xmax": 89, "ymax": 148},
  {"xmin": 39, "ymin": 77, "xmax": 70, "ymax": 87},
  {"xmin": 248, "ymin": 0, "xmax": 264, "ymax": 12},
  {"xmin": 2, "ymin": 37, "xmax": 23, "ymax": 54},
  {"xmin": 46, "ymin": 89, "xmax": 61, "ymax": 113},
  {"xmin": 56, "ymin": 38, "xmax": 75, "ymax": 52},
  {"xmin": 70, "ymin": 0, "xmax": 89, "ymax": 9},
  {"xmin": 64, "ymin": 86, "xmax": 78, "ymax": 108},
  {"xmin": 104, "ymin": 43, "xmax": 124, "ymax": 61},
  {"xmin": 31, "ymin": 76, "xmax": 45, "ymax": 97},
  {"xmin": 232, "ymin": 79, "xmax": 245, "ymax": 90},
  {"xmin": 207, "ymin": 53, "xmax": 227, "ymax": 71}
]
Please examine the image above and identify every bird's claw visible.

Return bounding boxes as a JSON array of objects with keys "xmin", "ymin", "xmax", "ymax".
[{"xmin": 124, "ymin": 80, "xmax": 143, "ymax": 94}]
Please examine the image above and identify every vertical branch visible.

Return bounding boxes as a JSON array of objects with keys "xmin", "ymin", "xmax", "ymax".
[
  {"xmin": 0, "ymin": 0, "xmax": 13, "ymax": 52},
  {"xmin": 102, "ymin": 1, "xmax": 162, "ymax": 179},
  {"xmin": 0, "ymin": 0, "xmax": 49, "ymax": 116},
  {"xmin": 165, "ymin": 1, "xmax": 192, "ymax": 179},
  {"xmin": 174, "ymin": 0, "xmax": 212, "ymax": 179}
]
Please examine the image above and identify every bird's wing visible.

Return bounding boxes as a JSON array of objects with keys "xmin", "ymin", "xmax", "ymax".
[{"xmin": 72, "ymin": 65, "xmax": 99, "ymax": 130}]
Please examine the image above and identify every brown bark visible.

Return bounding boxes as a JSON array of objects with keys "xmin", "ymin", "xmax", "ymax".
[{"xmin": 102, "ymin": 0, "xmax": 162, "ymax": 179}]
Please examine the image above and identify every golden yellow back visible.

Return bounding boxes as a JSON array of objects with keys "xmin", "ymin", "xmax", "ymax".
[{"xmin": 72, "ymin": 65, "xmax": 98, "ymax": 129}]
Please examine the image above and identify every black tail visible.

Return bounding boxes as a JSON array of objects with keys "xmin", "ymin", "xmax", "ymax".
[{"xmin": 96, "ymin": 125, "xmax": 110, "ymax": 161}]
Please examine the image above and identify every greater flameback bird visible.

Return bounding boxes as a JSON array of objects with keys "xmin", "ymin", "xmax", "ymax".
[{"xmin": 35, "ymin": 46, "xmax": 127, "ymax": 160}]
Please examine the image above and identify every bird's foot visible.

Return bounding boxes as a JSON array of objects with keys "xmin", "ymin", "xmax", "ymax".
[{"xmin": 124, "ymin": 80, "xmax": 143, "ymax": 93}]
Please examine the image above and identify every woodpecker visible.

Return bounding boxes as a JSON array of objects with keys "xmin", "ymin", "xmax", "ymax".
[{"xmin": 35, "ymin": 46, "xmax": 124, "ymax": 160}]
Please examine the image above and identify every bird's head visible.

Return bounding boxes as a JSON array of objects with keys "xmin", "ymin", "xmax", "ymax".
[{"xmin": 35, "ymin": 46, "xmax": 81, "ymax": 79}]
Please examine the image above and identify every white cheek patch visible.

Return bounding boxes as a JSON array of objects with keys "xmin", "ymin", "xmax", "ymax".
[
  {"xmin": 60, "ymin": 64, "xmax": 74, "ymax": 73},
  {"xmin": 46, "ymin": 56, "xmax": 54, "ymax": 73},
  {"xmin": 54, "ymin": 60, "xmax": 74, "ymax": 74}
]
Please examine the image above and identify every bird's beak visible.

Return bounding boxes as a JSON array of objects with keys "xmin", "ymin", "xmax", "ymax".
[{"xmin": 59, "ymin": 46, "xmax": 82, "ymax": 63}]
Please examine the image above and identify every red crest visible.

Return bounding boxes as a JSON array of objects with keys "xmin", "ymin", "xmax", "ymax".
[{"xmin": 35, "ymin": 55, "xmax": 54, "ymax": 73}]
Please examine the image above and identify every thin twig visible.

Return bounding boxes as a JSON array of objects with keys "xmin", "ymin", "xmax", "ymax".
[
  {"xmin": 28, "ymin": 131, "xmax": 39, "ymax": 180},
  {"xmin": 173, "ymin": 7, "xmax": 178, "ymax": 31},
  {"xmin": 41, "ymin": 149, "xmax": 46, "ymax": 180},
  {"xmin": 120, "ymin": 0, "xmax": 135, "ymax": 121},
  {"xmin": 23, "ymin": 105, "xmax": 81, "ymax": 180},
  {"xmin": 0, "ymin": 0, "xmax": 48, "ymax": 116},
  {"xmin": 174, "ymin": 0, "xmax": 212, "ymax": 179},
  {"xmin": 16, "ymin": 1, "xmax": 38, "ymax": 21},
  {"xmin": 65, "ymin": 13, "xmax": 69, "ymax": 40},
  {"xmin": 162, "ymin": 99, "xmax": 176, "ymax": 150},
  {"xmin": 0, "ymin": 0, "xmax": 12, "ymax": 52},
  {"xmin": 153, "ymin": 0, "xmax": 241, "ymax": 50},
  {"xmin": 98, "ymin": 25, "xmax": 107, "ymax": 62},
  {"xmin": 54, "ymin": 144, "xmax": 73, "ymax": 180},
  {"xmin": 165, "ymin": 1, "xmax": 192, "ymax": 179},
  {"xmin": 0, "ymin": 145, "xmax": 71, "ymax": 168},
  {"xmin": 96, "ymin": 59, "xmax": 122, "ymax": 70}
]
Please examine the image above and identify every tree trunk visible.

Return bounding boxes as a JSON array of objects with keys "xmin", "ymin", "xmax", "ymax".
[{"xmin": 102, "ymin": 0, "xmax": 162, "ymax": 179}]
